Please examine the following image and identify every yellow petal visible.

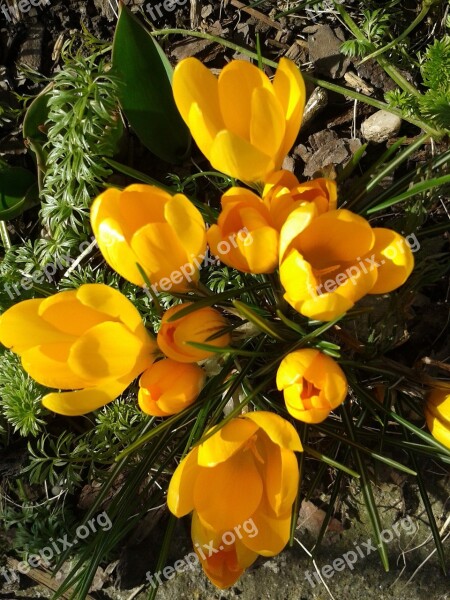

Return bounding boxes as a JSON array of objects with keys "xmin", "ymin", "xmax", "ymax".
[
  {"xmin": 329, "ymin": 258, "xmax": 379, "ymax": 304},
  {"xmin": 425, "ymin": 408, "xmax": 450, "ymax": 450},
  {"xmin": 218, "ymin": 60, "xmax": 272, "ymax": 140},
  {"xmin": 117, "ymin": 185, "xmax": 169, "ymax": 233},
  {"xmin": 41, "ymin": 377, "xmax": 132, "ymax": 416},
  {"xmin": 38, "ymin": 290, "xmax": 107, "ymax": 336},
  {"xmin": 131, "ymin": 222, "xmax": 192, "ymax": 291},
  {"xmin": 279, "ymin": 249, "xmax": 318, "ymax": 304},
  {"xmin": 138, "ymin": 360, "xmax": 205, "ymax": 416},
  {"xmin": 68, "ymin": 322, "xmax": 145, "ymax": 381},
  {"xmin": 284, "ymin": 387, "xmax": 331, "ymax": 423},
  {"xmin": 75, "ymin": 284, "xmax": 144, "ymax": 335},
  {"xmin": 239, "ymin": 225, "xmax": 279, "ymax": 274},
  {"xmin": 207, "ymin": 224, "xmax": 249, "ymax": 272},
  {"xmin": 192, "ymin": 512, "xmax": 252, "ymax": 589},
  {"xmin": 368, "ymin": 228, "xmax": 414, "ymax": 294},
  {"xmin": 210, "ymin": 130, "xmax": 275, "ymax": 183},
  {"xmin": 235, "ymin": 536, "xmax": 259, "ymax": 569},
  {"xmin": 191, "ymin": 509, "xmax": 225, "ymax": 552},
  {"xmin": 167, "ymin": 447, "xmax": 200, "ymax": 517},
  {"xmin": 90, "ymin": 187, "xmax": 121, "ymax": 232},
  {"xmin": 173, "ymin": 57, "xmax": 223, "ymax": 148},
  {"xmin": 264, "ymin": 444, "xmax": 299, "ymax": 516},
  {"xmin": 305, "ymin": 353, "xmax": 347, "ymax": 410},
  {"xmin": 263, "ymin": 169, "xmax": 300, "ymax": 197},
  {"xmin": 165, "ymin": 194, "xmax": 207, "ymax": 260},
  {"xmin": 241, "ymin": 498, "xmax": 292, "ymax": 556},
  {"xmin": 158, "ymin": 305, "xmax": 230, "ymax": 363},
  {"xmin": 138, "ymin": 388, "xmax": 170, "ymax": 417},
  {"xmin": 295, "ymin": 291, "xmax": 353, "ymax": 321},
  {"xmin": 91, "ymin": 191, "xmax": 144, "ymax": 286},
  {"xmin": 290, "ymin": 178, "xmax": 337, "ymax": 214},
  {"xmin": 197, "ymin": 418, "xmax": 260, "ymax": 467},
  {"xmin": 279, "ymin": 203, "xmax": 318, "ymax": 261},
  {"xmin": 194, "ymin": 449, "xmax": 263, "ymax": 531},
  {"xmin": 276, "ymin": 349, "xmax": 318, "ymax": 390},
  {"xmin": 250, "ymin": 87, "xmax": 285, "ymax": 157},
  {"xmin": 244, "ymin": 411, "xmax": 303, "ymax": 452},
  {"xmin": 187, "ymin": 102, "xmax": 223, "ymax": 158},
  {"xmin": 296, "ymin": 209, "xmax": 375, "ymax": 266},
  {"xmin": 426, "ymin": 390, "xmax": 450, "ymax": 425},
  {"xmin": 0, "ymin": 298, "xmax": 72, "ymax": 354},
  {"xmin": 21, "ymin": 343, "xmax": 93, "ymax": 389},
  {"xmin": 273, "ymin": 58, "xmax": 306, "ymax": 164}
]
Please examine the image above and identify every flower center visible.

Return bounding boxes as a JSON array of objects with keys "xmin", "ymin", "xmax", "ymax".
[{"xmin": 301, "ymin": 378, "xmax": 321, "ymax": 401}]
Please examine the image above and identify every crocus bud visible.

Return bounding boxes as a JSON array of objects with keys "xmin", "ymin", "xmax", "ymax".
[
  {"xmin": 138, "ymin": 358, "xmax": 205, "ymax": 416},
  {"xmin": 157, "ymin": 303, "xmax": 231, "ymax": 363},
  {"xmin": 276, "ymin": 349, "xmax": 348, "ymax": 423},
  {"xmin": 91, "ymin": 184, "xmax": 207, "ymax": 292}
]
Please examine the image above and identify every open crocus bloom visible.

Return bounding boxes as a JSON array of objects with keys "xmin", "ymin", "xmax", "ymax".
[
  {"xmin": 138, "ymin": 358, "xmax": 205, "ymax": 416},
  {"xmin": 91, "ymin": 184, "xmax": 207, "ymax": 291},
  {"xmin": 167, "ymin": 411, "xmax": 302, "ymax": 587},
  {"xmin": 173, "ymin": 57, "xmax": 305, "ymax": 183},
  {"xmin": 276, "ymin": 349, "xmax": 348, "ymax": 423},
  {"xmin": 425, "ymin": 387, "xmax": 450, "ymax": 450},
  {"xmin": 0, "ymin": 284, "xmax": 156, "ymax": 415},
  {"xmin": 279, "ymin": 208, "xmax": 414, "ymax": 321},
  {"xmin": 262, "ymin": 170, "xmax": 337, "ymax": 230}
]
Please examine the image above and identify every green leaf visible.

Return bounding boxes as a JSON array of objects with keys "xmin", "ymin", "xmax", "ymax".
[
  {"xmin": 365, "ymin": 173, "xmax": 450, "ymax": 214},
  {"xmin": 104, "ymin": 157, "xmax": 176, "ymax": 192},
  {"xmin": 232, "ymin": 299, "xmax": 286, "ymax": 340},
  {"xmin": 112, "ymin": 4, "xmax": 191, "ymax": 163},
  {"xmin": 0, "ymin": 166, "xmax": 38, "ymax": 220},
  {"xmin": 23, "ymin": 84, "xmax": 52, "ymax": 143}
]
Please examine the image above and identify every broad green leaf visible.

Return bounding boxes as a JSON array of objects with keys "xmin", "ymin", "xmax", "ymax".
[
  {"xmin": 23, "ymin": 84, "xmax": 52, "ymax": 175},
  {"xmin": 23, "ymin": 84, "xmax": 52, "ymax": 143},
  {"xmin": 0, "ymin": 166, "xmax": 38, "ymax": 220},
  {"xmin": 112, "ymin": 4, "xmax": 191, "ymax": 163}
]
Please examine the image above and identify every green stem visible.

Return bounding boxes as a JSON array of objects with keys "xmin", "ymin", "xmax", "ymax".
[
  {"xmin": 360, "ymin": 2, "xmax": 433, "ymax": 63},
  {"xmin": 334, "ymin": 2, "xmax": 421, "ymax": 99},
  {"xmin": 307, "ymin": 76, "xmax": 440, "ymax": 137},
  {"xmin": 0, "ymin": 220, "xmax": 11, "ymax": 250},
  {"xmin": 150, "ymin": 28, "xmax": 442, "ymax": 138}
]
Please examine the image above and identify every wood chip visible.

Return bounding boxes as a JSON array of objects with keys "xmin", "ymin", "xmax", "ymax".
[
  {"xmin": 6, "ymin": 558, "xmax": 96, "ymax": 600},
  {"xmin": 229, "ymin": 0, "xmax": 282, "ymax": 30}
]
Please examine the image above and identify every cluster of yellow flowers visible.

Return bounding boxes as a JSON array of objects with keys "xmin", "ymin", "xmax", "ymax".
[{"xmin": 0, "ymin": 56, "xmax": 441, "ymax": 590}]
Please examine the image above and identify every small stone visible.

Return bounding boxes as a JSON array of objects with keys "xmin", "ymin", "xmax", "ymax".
[{"xmin": 361, "ymin": 110, "xmax": 402, "ymax": 143}]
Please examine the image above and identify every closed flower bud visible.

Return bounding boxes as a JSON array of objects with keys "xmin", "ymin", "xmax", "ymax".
[
  {"xmin": 0, "ymin": 284, "xmax": 156, "ymax": 416},
  {"xmin": 173, "ymin": 57, "xmax": 305, "ymax": 183},
  {"xmin": 276, "ymin": 349, "xmax": 348, "ymax": 423},
  {"xmin": 91, "ymin": 184, "xmax": 207, "ymax": 292},
  {"xmin": 138, "ymin": 358, "xmax": 205, "ymax": 416},
  {"xmin": 425, "ymin": 386, "xmax": 450, "ymax": 450},
  {"xmin": 157, "ymin": 304, "xmax": 231, "ymax": 363}
]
